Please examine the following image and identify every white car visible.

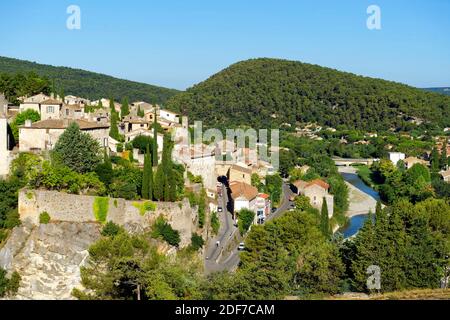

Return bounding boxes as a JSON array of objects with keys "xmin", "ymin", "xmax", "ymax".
[
  {"xmin": 238, "ymin": 242, "xmax": 245, "ymax": 251},
  {"xmin": 218, "ymin": 207, "xmax": 223, "ymax": 213}
]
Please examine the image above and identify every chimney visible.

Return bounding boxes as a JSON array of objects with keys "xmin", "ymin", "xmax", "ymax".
[{"xmin": 25, "ymin": 119, "xmax": 32, "ymax": 127}]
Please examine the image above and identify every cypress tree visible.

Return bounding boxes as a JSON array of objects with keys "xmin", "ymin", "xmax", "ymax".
[
  {"xmin": 121, "ymin": 97, "xmax": 130, "ymax": 118},
  {"xmin": 108, "ymin": 97, "xmax": 114, "ymax": 113},
  {"xmin": 142, "ymin": 144, "xmax": 153, "ymax": 199},
  {"xmin": 98, "ymin": 99, "xmax": 103, "ymax": 109},
  {"xmin": 152, "ymin": 108, "xmax": 158, "ymax": 166},
  {"xmin": 320, "ymin": 198, "xmax": 330, "ymax": 239},
  {"xmin": 430, "ymin": 147, "xmax": 440, "ymax": 173},
  {"xmin": 440, "ymin": 139, "xmax": 448, "ymax": 170},
  {"xmin": 109, "ymin": 112, "xmax": 120, "ymax": 140}
]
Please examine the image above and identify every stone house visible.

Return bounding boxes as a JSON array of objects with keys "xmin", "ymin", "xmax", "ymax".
[
  {"xmin": 292, "ymin": 179, "xmax": 334, "ymax": 218},
  {"xmin": 229, "ymin": 181, "xmax": 259, "ymax": 213},
  {"xmin": 254, "ymin": 193, "xmax": 271, "ymax": 224},
  {"xmin": 19, "ymin": 119, "xmax": 110, "ymax": 152},
  {"xmin": 228, "ymin": 163, "xmax": 253, "ymax": 185},
  {"xmin": 159, "ymin": 109, "xmax": 180, "ymax": 123},
  {"xmin": 440, "ymin": 169, "xmax": 450, "ymax": 183},
  {"xmin": 403, "ymin": 156, "xmax": 430, "ymax": 170}
]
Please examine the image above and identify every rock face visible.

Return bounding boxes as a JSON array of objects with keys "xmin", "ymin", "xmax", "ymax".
[{"xmin": 0, "ymin": 221, "xmax": 101, "ymax": 300}]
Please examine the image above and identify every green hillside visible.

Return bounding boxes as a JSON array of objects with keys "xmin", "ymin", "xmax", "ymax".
[
  {"xmin": 0, "ymin": 56, "xmax": 179, "ymax": 104},
  {"xmin": 424, "ymin": 87, "xmax": 450, "ymax": 96},
  {"xmin": 167, "ymin": 58, "xmax": 450, "ymax": 130}
]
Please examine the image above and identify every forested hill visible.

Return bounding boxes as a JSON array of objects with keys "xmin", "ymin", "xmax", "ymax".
[
  {"xmin": 0, "ymin": 56, "xmax": 179, "ymax": 104},
  {"xmin": 423, "ymin": 87, "xmax": 450, "ymax": 96},
  {"xmin": 166, "ymin": 58, "xmax": 450, "ymax": 131}
]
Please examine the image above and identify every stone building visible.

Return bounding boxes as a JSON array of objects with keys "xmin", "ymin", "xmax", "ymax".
[
  {"xmin": 19, "ymin": 119, "xmax": 110, "ymax": 152},
  {"xmin": 292, "ymin": 179, "xmax": 334, "ymax": 218}
]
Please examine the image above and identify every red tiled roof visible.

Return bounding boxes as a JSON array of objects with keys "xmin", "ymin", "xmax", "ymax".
[{"xmin": 306, "ymin": 179, "xmax": 330, "ymax": 190}]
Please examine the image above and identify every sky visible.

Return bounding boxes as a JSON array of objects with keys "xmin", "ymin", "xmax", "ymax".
[{"xmin": 0, "ymin": 0, "xmax": 449, "ymax": 90}]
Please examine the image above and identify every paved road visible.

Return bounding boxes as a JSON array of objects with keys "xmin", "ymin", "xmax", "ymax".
[
  {"xmin": 205, "ymin": 182, "xmax": 295, "ymax": 273},
  {"xmin": 204, "ymin": 184, "xmax": 237, "ymax": 274},
  {"xmin": 267, "ymin": 182, "xmax": 296, "ymax": 221}
]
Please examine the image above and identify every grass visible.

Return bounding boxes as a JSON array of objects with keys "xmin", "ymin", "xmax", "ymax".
[
  {"xmin": 39, "ymin": 212, "xmax": 51, "ymax": 224},
  {"xmin": 133, "ymin": 201, "xmax": 157, "ymax": 216},
  {"xmin": 93, "ymin": 197, "xmax": 109, "ymax": 223}
]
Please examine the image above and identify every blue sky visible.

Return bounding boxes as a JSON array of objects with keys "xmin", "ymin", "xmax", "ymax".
[{"xmin": 0, "ymin": 0, "xmax": 449, "ymax": 90}]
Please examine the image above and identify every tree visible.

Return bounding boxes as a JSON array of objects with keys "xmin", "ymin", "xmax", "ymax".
[
  {"xmin": 10, "ymin": 109, "xmax": 41, "ymax": 141},
  {"xmin": 121, "ymin": 97, "xmax": 130, "ymax": 118},
  {"xmin": 440, "ymin": 139, "xmax": 448, "ymax": 170},
  {"xmin": 109, "ymin": 112, "xmax": 120, "ymax": 140},
  {"xmin": 142, "ymin": 145, "xmax": 154, "ymax": 200},
  {"xmin": 95, "ymin": 149, "xmax": 113, "ymax": 187},
  {"xmin": 430, "ymin": 147, "xmax": 440, "ymax": 173},
  {"xmin": 320, "ymin": 198, "xmax": 331, "ymax": 239},
  {"xmin": 238, "ymin": 209, "xmax": 255, "ymax": 235},
  {"xmin": 152, "ymin": 109, "xmax": 158, "ymax": 166},
  {"xmin": 137, "ymin": 105, "xmax": 144, "ymax": 117},
  {"xmin": 52, "ymin": 122, "xmax": 101, "ymax": 173}
]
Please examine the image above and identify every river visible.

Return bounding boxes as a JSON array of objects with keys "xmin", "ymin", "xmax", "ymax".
[{"xmin": 337, "ymin": 166, "xmax": 380, "ymax": 238}]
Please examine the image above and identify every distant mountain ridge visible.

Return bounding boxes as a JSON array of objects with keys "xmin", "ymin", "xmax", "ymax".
[
  {"xmin": 0, "ymin": 56, "xmax": 179, "ymax": 104},
  {"xmin": 167, "ymin": 58, "xmax": 450, "ymax": 131},
  {"xmin": 423, "ymin": 87, "xmax": 450, "ymax": 96}
]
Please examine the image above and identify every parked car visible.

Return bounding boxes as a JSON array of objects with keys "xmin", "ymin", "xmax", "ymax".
[{"xmin": 238, "ymin": 242, "xmax": 245, "ymax": 251}]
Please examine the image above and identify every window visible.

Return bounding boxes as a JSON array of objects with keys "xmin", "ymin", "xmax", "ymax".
[
  {"xmin": 47, "ymin": 106, "xmax": 54, "ymax": 113},
  {"xmin": 66, "ymin": 109, "xmax": 69, "ymax": 116}
]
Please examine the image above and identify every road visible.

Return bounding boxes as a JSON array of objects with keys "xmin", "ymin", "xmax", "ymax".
[
  {"xmin": 204, "ymin": 183, "xmax": 237, "ymax": 274},
  {"xmin": 267, "ymin": 182, "xmax": 296, "ymax": 221},
  {"xmin": 204, "ymin": 181, "xmax": 295, "ymax": 274}
]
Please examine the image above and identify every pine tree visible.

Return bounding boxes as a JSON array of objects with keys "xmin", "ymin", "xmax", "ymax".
[
  {"xmin": 121, "ymin": 97, "xmax": 130, "ymax": 118},
  {"xmin": 152, "ymin": 109, "xmax": 158, "ymax": 166},
  {"xmin": 53, "ymin": 122, "xmax": 101, "ymax": 173},
  {"xmin": 320, "ymin": 198, "xmax": 330, "ymax": 239}
]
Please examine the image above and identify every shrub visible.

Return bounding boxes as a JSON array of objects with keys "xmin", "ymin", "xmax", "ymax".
[
  {"xmin": 0, "ymin": 268, "xmax": 21, "ymax": 298},
  {"xmin": 238, "ymin": 209, "xmax": 255, "ymax": 235},
  {"xmin": 93, "ymin": 197, "xmax": 109, "ymax": 223},
  {"xmin": 152, "ymin": 216, "xmax": 181, "ymax": 247},
  {"xmin": 116, "ymin": 143, "xmax": 124, "ymax": 153},
  {"xmin": 39, "ymin": 212, "xmax": 51, "ymax": 224},
  {"xmin": 101, "ymin": 221, "xmax": 122, "ymax": 237},
  {"xmin": 211, "ymin": 211, "xmax": 220, "ymax": 234},
  {"xmin": 4, "ymin": 209, "xmax": 21, "ymax": 229},
  {"xmin": 190, "ymin": 233, "xmax": 205, "ymax": 251}
]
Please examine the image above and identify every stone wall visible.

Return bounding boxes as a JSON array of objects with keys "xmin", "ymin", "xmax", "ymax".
[{"xmin": 19, "ymin": 189, "xmax": 198, "ymax": 248}]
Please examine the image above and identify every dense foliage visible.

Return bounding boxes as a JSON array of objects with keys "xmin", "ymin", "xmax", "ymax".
[
  {"xmin": 167, "ymin": 58, "xmax": 450, "ymax": 131},
  {"xmin": 0, "ymin": 71, "xmax": 50, "ymax": 104},
  {"xmin": 344, "ymin": 199, "xmax": 450, "ymax": 293},
  {"xmin": 74, "ymin": 226, "xmax": 202, "ymax": 300},
  {"xmin": 52, "ymin": 122, "xmax": 101, "ymax": 174},
  {"xmin": 0, "ymin": 56, "xmax": 179, "ymax": 104}
]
